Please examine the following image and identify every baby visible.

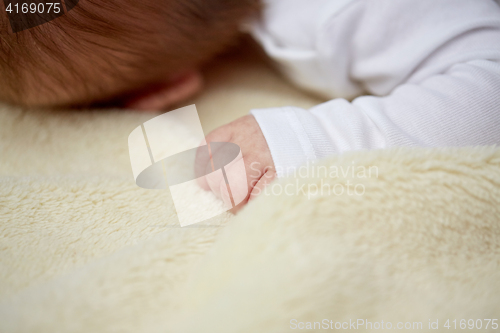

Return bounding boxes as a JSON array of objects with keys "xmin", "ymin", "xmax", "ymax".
[{"xmin": 2, "ymin": 0, "xmax": 500, "ymax": 210}]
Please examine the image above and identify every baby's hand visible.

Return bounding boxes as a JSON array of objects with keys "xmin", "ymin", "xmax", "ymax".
[{"xmin": 196, "ymin": 115, "xmax": 276, "ymax": 212}]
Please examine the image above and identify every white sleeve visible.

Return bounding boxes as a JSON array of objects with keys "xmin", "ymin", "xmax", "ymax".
[
  {"xmin": 250, "ymin": 0, "xmax": 500, "ymax": 177},
  {"xmin": 252, "ymin": 60, "xmax": 500, "ymax": 177}
]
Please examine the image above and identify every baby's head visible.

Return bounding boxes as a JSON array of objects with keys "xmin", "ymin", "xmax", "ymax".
[{"xmin": 0, "ymin": 0, "xmax": 259, "ymax": 107}]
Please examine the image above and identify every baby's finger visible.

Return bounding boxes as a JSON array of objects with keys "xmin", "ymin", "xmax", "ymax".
[
  {"xmin": 223, "ymin": 156, "xmax": 250, "ymax": 206},
  {"xmin": 249, "ymin": 168, "xmax": 276, "ymax": 201},
  {"xmin": 230, "ymin": 166, "xmax": 275, "ymax": 214}
]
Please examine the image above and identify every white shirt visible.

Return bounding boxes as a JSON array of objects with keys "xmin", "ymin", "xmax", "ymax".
[{"xmin": 249, "ymin": 0, "xmax": 500, "ymax": 177}]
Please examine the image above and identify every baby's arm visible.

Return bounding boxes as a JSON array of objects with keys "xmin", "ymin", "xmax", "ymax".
[
  {"xmin": 252, "ymin": 58, "xmax": 500, "ymax": 177},
  {"xmin": 202, "ymin": 0, "xmax": 500, "ymax": 206},
  {"xmin": 250, "ymin": 0, "xmax": 500, "ymax": 177}
]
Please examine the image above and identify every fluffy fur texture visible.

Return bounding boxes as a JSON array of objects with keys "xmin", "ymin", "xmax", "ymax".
[{"xmin": 1, "ymin": 45, "xmax": 499, "ymax": 332}]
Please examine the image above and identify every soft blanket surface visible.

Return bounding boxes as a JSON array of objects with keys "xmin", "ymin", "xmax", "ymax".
[{"xmin": 1, "ymin": 42, "xmax": 499, "ymax": 332}]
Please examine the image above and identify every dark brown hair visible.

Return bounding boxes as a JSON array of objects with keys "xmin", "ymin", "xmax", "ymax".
[{"xmin": 0, "ymin": 0, "xmax": 260, "ymax": 106}]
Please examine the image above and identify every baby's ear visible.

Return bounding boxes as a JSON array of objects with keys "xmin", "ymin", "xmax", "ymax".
[{"xmin": 125, "ymin": 70, "xmax": 203, "ymax": 112}]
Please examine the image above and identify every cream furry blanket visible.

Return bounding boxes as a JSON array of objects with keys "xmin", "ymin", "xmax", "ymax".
[{"xmin": 1, "ymin": 44, "xmax": 500, "ymax": 332}]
